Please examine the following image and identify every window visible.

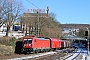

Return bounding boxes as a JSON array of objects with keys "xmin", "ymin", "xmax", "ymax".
[
  {"xmin": 28, "ymin": 39, "xmax": 32, "ymax": 43},
  {"xmin": 24, "ymin": 39, "xmax": 32, "ymax": 44}
]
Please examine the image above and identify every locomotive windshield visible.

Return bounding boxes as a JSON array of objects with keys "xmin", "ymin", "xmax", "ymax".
[{"xmin": 24, "ymin": 39, "xmax": 32, "ymax": 44}]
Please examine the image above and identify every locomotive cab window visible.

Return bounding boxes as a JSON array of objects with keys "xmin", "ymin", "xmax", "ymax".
[
  {"xmin": 24, "ymin": 39, "xmax": 32, "ymax": 44},
  {"xmin": 24, "ymin": 39, "xmax": 27, "ymax": 44},
  {"xmin": 28, "ymin": 39, "xmax": 32, "ymax": 43}
]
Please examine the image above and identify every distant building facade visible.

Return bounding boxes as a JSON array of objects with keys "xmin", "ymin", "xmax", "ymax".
[
  {"xmin": 20, "ymin": 13, "xmax": 52, "ymax": 37},
  {"xmin": 20, "ymin": 12, "xmax": 62, "ymax": 38},
  {"xmin": 61, "ymin": 24, "xmax": 90, "ymax": 36}
]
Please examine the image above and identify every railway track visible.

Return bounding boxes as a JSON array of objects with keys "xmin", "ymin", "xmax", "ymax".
[
  {"xmin": 63, "ymin": 48, "xmax": 87, "ymax": 60},
  {"xmin": 0, "ymin": 48, "xmax": 80, "ymax": 60},
  {"xmin": 7, "ymin": 51, "xmax": 57, "ymax": 60},
  {"xmin": 65, "ymin": 48, "xmax": 81, "ymax": 60},
  {"xmin": 4, "ymin": 48, "xmax": 72, "ymax": 60}
]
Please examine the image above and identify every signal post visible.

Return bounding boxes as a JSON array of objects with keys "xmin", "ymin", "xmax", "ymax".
[{"xmin": 85, "ymin": 27, "xmax": 89, "ymax": 55}]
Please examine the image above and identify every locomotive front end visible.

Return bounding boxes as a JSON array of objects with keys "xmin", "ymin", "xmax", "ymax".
[{"xmin": 22, "ymin": 38, "xmax": 33, "ymax": 53}]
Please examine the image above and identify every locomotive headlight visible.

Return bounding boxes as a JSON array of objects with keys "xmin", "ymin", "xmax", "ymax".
[
  {"xmin": 24, "ymin": 44, "xmax": 26, "ymax": 46},
  {"xmin": 29, "ymin": 44, "xmax": 32, "ymax": 46}
]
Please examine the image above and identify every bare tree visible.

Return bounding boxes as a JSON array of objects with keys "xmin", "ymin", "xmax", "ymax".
[
  {"xmin": 0, "ymin": 0, "xmax": 23, "ymax": 36},
  {"xmin": 0, "ymin": 0, "xmax": 7, "ymax": 27},
  {"xmin": 78, "ymin": 27, "xmax": 87, "ymax": 37},
  {"xmin": 49, "ymin": 12, "xmax": 56, "ymax": 20}
]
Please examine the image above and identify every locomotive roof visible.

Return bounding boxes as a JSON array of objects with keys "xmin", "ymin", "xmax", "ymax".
[
  {"xmin": 23, "ymin": 36, "xmax": 36, "ymax": 38},
  {"xmin": 37, "ymin": 37, "xmax": 50, "ymax": 40},
  {"xmin": 23, "ymin": 36, "xmax": 49, "ymax": 40}
]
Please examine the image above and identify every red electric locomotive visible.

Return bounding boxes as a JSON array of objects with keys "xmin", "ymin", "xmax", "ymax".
[{"xmin": 22, "ymin": 36, "xmax": 51, "ymax": 53}]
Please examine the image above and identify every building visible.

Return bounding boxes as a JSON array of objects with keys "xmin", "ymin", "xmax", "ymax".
[
  {"xmin": 61, "ymin": 24, "xmax": 90, "ymax": 36},
  {"xmin": 21, "ymin": 12, "xmax": 50, "ymax": 35},
  {"xmin": 20, "ymin": 12, "xmax": 62, "ymax": 38}
]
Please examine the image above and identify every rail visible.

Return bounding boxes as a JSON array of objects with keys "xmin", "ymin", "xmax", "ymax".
[{"xmin": 64, "ymin": 49, "xmax": 82, "ymax": 60}]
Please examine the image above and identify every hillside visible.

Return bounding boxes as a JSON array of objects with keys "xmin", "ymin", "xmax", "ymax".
[{"xmin": 60, "ymin": 24, "xmax": 90, "ymax": 29}]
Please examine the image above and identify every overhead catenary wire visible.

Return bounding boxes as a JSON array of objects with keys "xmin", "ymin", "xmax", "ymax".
[
  {"xmin": 38, "ymin": 0, "xmax": 49, "ymax": 12},
  {"xmin": 26, "ymin": 0, "xmax": 39, "ymax": 9},
  {"xmin": 26, "ymin": 0, "xmax": 49, "ymax": 13},
  {"xmin": 38, "ymin": 0, "xmax": 48, "ymax": 7}
]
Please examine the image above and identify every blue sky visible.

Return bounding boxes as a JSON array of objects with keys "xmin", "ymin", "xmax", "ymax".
[{"xmin": 22, "ymin": 0, "xmax": 90, "ymax": 24}]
